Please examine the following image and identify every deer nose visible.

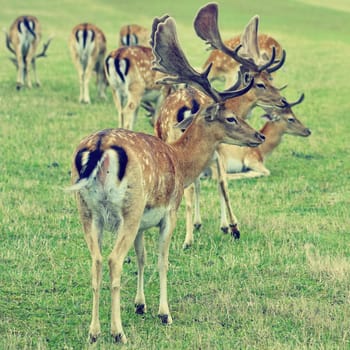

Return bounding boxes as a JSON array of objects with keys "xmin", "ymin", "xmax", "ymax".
[
  {"xmin": 256, "ymin": 132, "xmax": 265, "ymax": 142},
  {"xmin": 304, "ymin": 128, "xmax": 311, "ymax": 136}
]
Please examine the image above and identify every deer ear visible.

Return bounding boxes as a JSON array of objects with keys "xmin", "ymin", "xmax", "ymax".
[
  {"xmin": 203, "ymin": 103, "xmax": 221, "ymax": 121},
  {"xmin": 174, "ymin": 115, "xmax": 194, "ymax": 130},
  {"xmin": 240, "ymin": 15, "xmax": 260, "ymax": 63}
]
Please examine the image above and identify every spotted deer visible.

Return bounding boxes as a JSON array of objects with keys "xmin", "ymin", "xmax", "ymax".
[
  {"xmin": 218, "ymin": 94, "xmax": 311, "ymax": 180},
  {"xmin": 68, "ymin": 13, "xmax": 265, "ymax": 344},
  {"xmin": 204, "ymin": 33, "xmax": 285, "ymax": 88},
  {"xmin": 4, "ymin": 15, "xmax": 52, "ymax": 89},
  {"xmin": 105, "ymin": 45, "xmax": 169, "ymax": 129},
  {"xmin": 69, "ymin": 23, "xmax": 108, "ymax": 104},
  {"xmin": 119, "ymin": 24, "xmax": 150, "ymax": 46},
  {"xmin": 155, "ymin": 3, "xmax": 288, "ymax": 247}
]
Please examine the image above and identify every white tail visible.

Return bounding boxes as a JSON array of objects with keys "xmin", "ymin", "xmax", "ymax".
[
  {"xmin": 4, "ymin": 15, "xmax": 52, "ymax": 89},
  {"xmin": 119, "ymin": 24, "xmax": 150, "ymax": 46},
  {"xmin": 104, "ymin": 45, "xmax": 168, "ymax": 129},
  {"xmin": 68, "ymin": 13, "xmax": 265, "ymax": 344},
  {"xmin": 69, "ymin": 23, "xmax": 108, "ymax": 104}
]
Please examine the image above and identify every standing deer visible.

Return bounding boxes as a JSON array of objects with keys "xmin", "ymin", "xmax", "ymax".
[
  {"xmin": 119, "ymin": 24, "xmax": 150, "ymax": 46},
  {"xmin": 155, "ymin": 3, "xmax": 288, "ymax": 247},
  {"xmin": 105, "ymin": 45, "xmax": 168, "ymax": 129},
  {"xmin": 68, "ymin": 13, "xmax": 265, "ymax": 344},
  {"xmin": 4, "ymin": 15, "xmax": 52, "ymax": 89},
  {"xmin": 69, "ymin": 23, "xmax": 108, "ymax": 104}
]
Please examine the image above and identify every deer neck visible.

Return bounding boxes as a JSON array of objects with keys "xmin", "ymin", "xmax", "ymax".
[
  {"xmin": 170, "ymin": 121, "xmax": 219, "ymax": 187},
  {"xmin": 258, "ymin": 121, "xmax": 285, "ymax": 158}
]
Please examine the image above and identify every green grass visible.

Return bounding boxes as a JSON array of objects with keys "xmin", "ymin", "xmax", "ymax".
[{"xmin": 1, "ymin": 0, "xmax": 350, "ymax": 349}]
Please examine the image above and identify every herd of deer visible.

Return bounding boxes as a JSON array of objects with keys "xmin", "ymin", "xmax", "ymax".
[{"xmin": 5, "ymin": 3, "xmax": 311, "ymax": 344}]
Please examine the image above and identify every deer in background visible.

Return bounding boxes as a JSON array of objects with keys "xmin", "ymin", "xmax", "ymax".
[
  {"xmin": 204, "ymin": 33, "xmax": 285, "ymax": 88},
  {"xmin": 105, "ymin": 45, "xmax": 169, "ymax": 129},
  {"xmin": 69, "ymin": 23, "xmax": 108, "ymax": 104},
  {"xmin": 119, "ymin": 24, "xmax": 150, "ymax": 46},
  {"xmin": 218, "ymin": 95, "xmax": 311, "ymax": 180},
  {"xmin": 155, "ymin": 3, "xmax": 288, "ymax": 247},
  {"xmin": 67, "ymin": 13, "xmax": 265, "ymax": 344},
  {"xmin": 4, "ymin": 15, "xmax": 52, "ymax": 90}
]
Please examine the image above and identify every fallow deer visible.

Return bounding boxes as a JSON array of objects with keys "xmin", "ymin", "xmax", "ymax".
[
  {"xmin": 104, "ymin": 45, "xmax": 168, "ymax": 129},
  {"xmin": 68, "ymin": 14, "xmax": 265, "ymax": 344},
  {"xmin": 155, "ymin": 3, "xmax": 288, "ymax": 247},
  {"xmin": 219, "ymin": 94, "xmax": 311, "ymax": 180},
  {"xmin": 69, "ymin": 23, "xmax": 108, "ymax": 104},
  {"xmin": 204, "ymin": 33, "xmax": 284, "ymax": 88},
  {"xmin": 119, "ymin": 24, "xmax": 150, "ymax": 47},
  {"xmin": 4, "ymin": 15, "xmax": 52, "ymax": 89}
]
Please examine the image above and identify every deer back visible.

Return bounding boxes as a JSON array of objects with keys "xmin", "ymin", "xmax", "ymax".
[
  {"xmin": 119, "ymin": 24, "xmax": 150, "ymax": 47},
  {"xmin": 9, "ymin": 15, "xmax": 42, "ymax": 54},
  {"xmin": 70, "ymin": 23, "xmax": 107, "ymax": 68}
]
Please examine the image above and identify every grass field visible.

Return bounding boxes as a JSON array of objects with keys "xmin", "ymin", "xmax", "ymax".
[{"xmin": 1, "ymin": 0, "xmax": 350, "ymax": 349}]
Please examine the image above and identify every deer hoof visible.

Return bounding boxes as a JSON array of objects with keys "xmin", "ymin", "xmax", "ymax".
[
  {"xmin": 158, "ymin": 314, "xmax": 173, "ymax": 325},
  {"xmin": 221, "ymin": 226, "xmax": 229, "ymax": 234},
  {"xmin": 230, "ymin": 224, "xmax": 240, "ymax": 239},
  {"xmin": 194, "ymin": 223, "xmax": 202, "ymax": 230},
  {"xmin": 112, "ymin": 333, "xmax": 127, "ymax": 344},
  {"xmin": 135, "ymin": 303, "xmax": 146, "ymax": 315},
  {"xmin": 89, "ymin": 333, "xmax": 100, "ymax": 344}
]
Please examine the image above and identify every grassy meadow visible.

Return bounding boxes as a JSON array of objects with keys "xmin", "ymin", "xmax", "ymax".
[{"xmin": 1, "ymin": 0, "xmax": 350, "ymax": 349}]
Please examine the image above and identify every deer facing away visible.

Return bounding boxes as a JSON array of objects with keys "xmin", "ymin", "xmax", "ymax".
[
  {"xmin": 4, "ymin": 15, "xmax": 52, "ymax": 90},
  {"xmin": 69, "ymin": 23, "xmax": 108, "ymax": 104},
  {"xmin": 67, "ymin": 13, "xmax": 265, "ymax": 344}
]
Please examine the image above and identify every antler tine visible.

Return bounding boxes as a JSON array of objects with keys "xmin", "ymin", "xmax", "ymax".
[
  {"xmin": 194, "ymin": 3, "xmax": 258, "ymax": 71},
  {"xmin": 152, "ymin": 15, "xmax": 221, "ymax": 102},
  {"xmin": 152, "ymin": 15, "xmax": 254, "ymax": 103},
  {"xmin": 279, "ymin": 93, "xmax": 305, "ymax": 108},
  {"xmin": 3, "ymin": 28, "xmax": 16, "ymax": 55},
  {"xmin": 35, "ymin": 36, "xmax": 53, "ymax": 59},
  {"xmin": 266, "ymin": 49, "xmax": 286, "ymax": 73}
]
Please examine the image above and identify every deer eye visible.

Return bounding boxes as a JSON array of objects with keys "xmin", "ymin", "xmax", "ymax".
[
  {"xmin": 288, "ymin": 117, "xmax": 296, "ymax": 123},
  {"xmin": 256, "ymin": 83, "xmax": 266, "ymax": 89},
  {"xmin": 226, "ymin": 116, "xmax": 238, "ymax": 124}
]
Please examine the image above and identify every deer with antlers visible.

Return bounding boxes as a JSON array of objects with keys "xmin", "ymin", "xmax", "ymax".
[
  {"xmin": 68, "ymin": 12, "xmax": 265, "ymax": 343},
  {"xmin": 119, "ymin": 24, "xmax": 150, "ymax": 47},
  {"xmin": 4, "ymin": 15, "xmax": 52, "ymax": 90},
  {"xmin": 155, "ymin": 3, "xmax": 290, "ymax": 247},
  {"xmin": 69, "ymin": 23, "xmax": 108, "ymax": 104},
  {"xmin": 104, "ymin": 44, "xmax": 170, "ymax": 129},
  {"xmin": 204, "ymin": 33, "xmax": 285, "ymax": 88},
  {"xmin": 218, "ymin": 95, "xmax": 311, "ymax": 180}
]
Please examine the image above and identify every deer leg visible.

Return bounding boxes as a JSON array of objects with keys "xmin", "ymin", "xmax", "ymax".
[
  {"xmin": 96, "ymin": 56, "xmax": 107, "ymax": 100},
  {"xmin": 31, "ymin": 58, "xmax": 41, "ymax": 87},
  {"xmin": 79, "ymin": 208, "xmax": 103, "ymax": 343},
  {"xmin": 111, "ymin": 90, "xmax": 124, "ymax": 128},
  {"xmin": 123, "ymin": 82, "xmax": 144, "ymax": 130},
  {"xmin": 134, "ymin": 230, "xmax": 147, "ymax": 314},
  {"xmin": 82, "ymin": 58, "xmax": 95, "ymax": 104},
  {"xmin": 15, "ymin": 49, "xmax": 25, "ymax": 90},
  {"xmin": 215, "ymin": 156, "xmax": 240, "ymax": 239},
  {"xmin": 158, "ymin": 210, "xmax": 176, "ymax": 324},
  {"xmin": 183, "ymin": 184, "xmax": 195, "ymax": 249},
  {"xmin": 109, "ymin": 211, "xmax": 141, "ymax": 344},
  {"xmin": 193, "ymin": 177, "xmax": 202, "ymax": 230},
  {"xmin": 25, "ymin": 46, "xmax": 36, "ymax": 89}
]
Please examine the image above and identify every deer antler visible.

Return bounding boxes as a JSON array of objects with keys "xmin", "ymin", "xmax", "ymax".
[
  {"xmin": 280, "ymin": 93, "xmax": 305, "ymax": 108},
  {"xmin": 35, "ymin": 36, "xmax": 53, "ymax": 59},
  {"xmin": 3, "ymin": 28, "xmax": 16, "ymax": 55},
  {"xmin": 151, "ymin": 15, "xmax": 253, "ymax": 103},
  {"xmin": 194, "ymin": 3, "xmax": 284, "ymax": 73}
]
